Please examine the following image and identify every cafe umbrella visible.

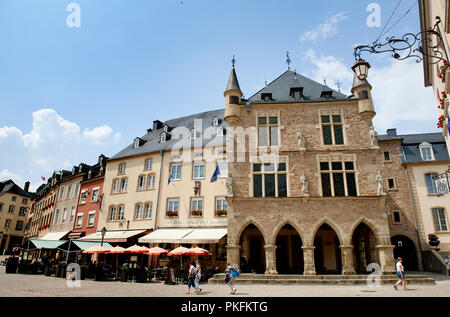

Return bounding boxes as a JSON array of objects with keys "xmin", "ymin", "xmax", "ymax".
[{"xmin": 167, "ymin": 246, "xmax": 192, "ymax": 269}]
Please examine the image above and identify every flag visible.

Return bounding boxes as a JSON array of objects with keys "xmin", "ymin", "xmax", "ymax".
[
  {"xmin": 168, "ymin": 170, "xmax": 172, "ymax": 185},
  {"xmin": 41, "ymin": 176, "xmax": 46, "ymax": 182},
  {"xmin": 210, "ymin": 165, "xmax": 220, "ymax": 183}
]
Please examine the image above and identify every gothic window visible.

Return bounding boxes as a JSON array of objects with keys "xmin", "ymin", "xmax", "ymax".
[
  {"xmin": 320, "ymin": 158, "xmax": 357, "ymax": 197},
  {"xmin": 252, "ymin": 162, "xmax": 287, "ymax": 198}
]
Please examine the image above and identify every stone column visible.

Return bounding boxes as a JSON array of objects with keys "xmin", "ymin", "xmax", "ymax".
[
  {"xmin": 3, "ymin": 235, "xmax": 11, "ymax": 255},
  {"xmin": 302, "ymin": 246, "xmax": 316, "ymax": 275},
  {"xmin": 226, "ymin": 244, "xmax": 241, "ymax": 267},
  {"xmin": 264, "ymin": 244, "xmax": 277, "ymax": 275},
  {"xmin": 376, "ymin": 245, "xmax": 396, "ymax": 275},
  {"xmin": 340, "ymin": 245, "xmax": 356, "ymax": 275}
]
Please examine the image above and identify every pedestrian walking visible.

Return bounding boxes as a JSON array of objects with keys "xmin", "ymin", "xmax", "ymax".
[
  {"xmin": 393, "ymin": 257, "xmax": 407, "ymax": 290},
  {"xmin": 194, "ymin": 260, "xmax": 202, "ymax": 294},
  {"xmin": 186, "ymin": 261, "xmax": 196, "ymax": 294},
  {"xmin": 225, "ymin": 263, "xmax": 239, "ymax": 295}
]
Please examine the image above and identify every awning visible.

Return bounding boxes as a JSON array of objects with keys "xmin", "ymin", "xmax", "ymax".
[
  {"xmin": 79, "ymin": 230, "xmax": 148, "ymax": 243},
  {"xmin": 67, "ymin": 232, "xmax": 83, "ymax": 239},
  {"xmin": 138, "ymin": 228, "xmax": 193, "ymax": 243},
  {"xmin": 64, "ymin": 240, "xmax": 113, "ymax": 251},
  {"xmin": 40, "ymin": 231, "xmax": 70, "ymax": 240},
  {"xmin": 180, "ymin": 228, "xmax": 227, "ymax": 243},
  {"xmin": 27, "ymin": 239, "xmax": 67, "ymax": 250}
]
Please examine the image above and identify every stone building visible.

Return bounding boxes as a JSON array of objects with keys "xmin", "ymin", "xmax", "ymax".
[
  {"xmin": 223, "ymin": 62, "xmax": 397, "ymax": 275},
  {"xmin": 0, "ymin": 180, "xmax": 33, "ymax": 254},
  {"xmin": 379, "ymin": 130, "xmax": 450, "ymax": 266}
]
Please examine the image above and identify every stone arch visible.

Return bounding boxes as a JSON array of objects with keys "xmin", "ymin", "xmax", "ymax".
[
  {"xmin": 237, "ymin": 219, "xmax": 267, "ymax": 274},
  {"xmin": 350, "ymin": 218, "xmax": 380, "ymax": 273},
  {"xmin": 349, "ymin": 217, "xmax": 382, "ymax": 245},
  {"xmin": 269, "ymin": 220, "xmax": 305, "ymax": 246},
  {"xmin": 233, "ymin": 217, "xmax": 269, "ymax": 246},
  {"xmin": 309, "ymin": 218, "xmax": 345, "ymax": 246}
]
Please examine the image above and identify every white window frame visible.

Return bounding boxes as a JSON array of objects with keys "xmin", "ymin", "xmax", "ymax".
[
  {"xmin": 193, "ymin": 161, "xmax": 205, "ymax": 179},
  {"xmin": 61, "ymin": 208, "xmax": 68, "ymax": 224},
  {"xmin": 76, "ymin": 214, "xmax": 83, "ymax": 228},
  {"xmin": 191, "ymin": 198, "xmax": 203, "ymax": 214},
  {"xmin": 120, "ymin": 178, "xmax": 128, "ymax": 192},
  {"xmin": 216, "ymin": 197, "xmax": 228, "ymax": 211},
  {"xmin": 118, "ymin": 163, "xmax": 126, "ymax": 175},
  {"xmin": 80, "ymin": 190, "xmax": 88, "ymax": 204},
  {"xmin": 70, "ymin": 206, "xmax": 76, "ymax": 223},
  {"xmin": 161, "ymin": 134, "xmax": 167, "ymax": 143},
  {"xmin": 167, "ymin": 199, "xmax": 179, "ymax": 213},
  {"xmin": 74, "ymin": 183, "xmax": 80, "ymax": 198},
  {"xmin": 54, "ymin": 209, "xmax": 60, "ymax": 224},
  {"xmin": 91, "ymin": 188, "xmax": 99, "ymax": 202},
  {"xmin": 109, "ymin": 206, "xmax": 117, "ymax": 221},
  {"xmin": 145, "ymin": 159, "xmax": 152, "ymax": 170},
  {"xmin": 213, "ymin": 117, "xmax": 219, "ymax": 126},
  {"xmin": 138, "ymin": 175, "xmax": 146, "ymax": 191},
  {"xmin": 58, "ymin": 187, "xmax": 65, "ymax": 201},
  {"xmin": 135, "ymin": 204, "xmax": 143, "ymax": 219},
  {"xmin": 432, "ymin": 208, "xmax": 448, "ymax": 232},
  {"xmin": 144, "ymin": 203, "xmax": 152, "ymax": 219},
  {"xmin": 112, "ymin": 179, "xmax": 120, "ymax": 193},
  {"xmin": 170, "ymin": 164, "xmax": 182, "ymax": 180},
  {"xmin": 147, "ymin": 175, "xmax": 155, "ymax": 189},
  {"xmin": 117, "ymin": 206, "xmax": 125, "ymax": 220},
  {"xmin": 66, "ymin": 184, "xmax": 72, "ymax": 199},
  {"xmin": 257, "ymin": 115, "xmax": 279, "ymax": 147},
  {"xmin": 87, "ymin": 211, "xmax": 96, "ymax": 227},
  {"xmin": 420, "ymin": 142, "xmax": 435, "ymax": 161}
]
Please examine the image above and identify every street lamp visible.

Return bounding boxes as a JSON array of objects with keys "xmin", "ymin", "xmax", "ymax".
[
  {"xmin": 100, "ymin": 226, "xmax": 107, "ymax": 247},
  {"xmin": 352, "ymin": 59, "xmax": 371, "ymax": 80}
]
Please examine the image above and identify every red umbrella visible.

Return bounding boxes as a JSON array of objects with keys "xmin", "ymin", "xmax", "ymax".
[
  {"xmin": 147, "ymin": 246, "xmax": 169, "ymax": 255},
  {"xmin": 82, "ymin": 246, "xmax": 111, "ymax": 254},
  {"xmin": 188, "ymin": 247, "xmax": 211, "ymax": 255},
  {"xmin": 168, "ymin": 246, "xmax": 191, "ymax": 269},
  {"xmin": 167, "ymin": 246, "xmax": 191, "ymax": 256},
  {"xmin": 109, "ymin": 246, "xmax": 126, "ymax": 254},
  {"xmin": 124, "ymin": 245, "xmax": 150, "ymax": 254}
]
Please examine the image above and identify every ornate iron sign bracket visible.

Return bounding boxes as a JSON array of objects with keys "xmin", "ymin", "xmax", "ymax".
[
  {"xmin": 432, "ymin": 165, "xmax": 450, "ymax": 196},
  {"xmin": 354, "ymin": 17, "xmax": 449, "ymax": 64}
]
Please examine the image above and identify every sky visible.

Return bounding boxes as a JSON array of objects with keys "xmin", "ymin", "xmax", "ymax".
[{"xmin": 0, "ymin": 0, "xmax": 438, "ymax": 191}]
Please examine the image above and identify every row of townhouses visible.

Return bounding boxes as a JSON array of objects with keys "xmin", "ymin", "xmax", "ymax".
[{"xmin": 0, "ymin": 59, "xmax": 443, "ymax": 275}]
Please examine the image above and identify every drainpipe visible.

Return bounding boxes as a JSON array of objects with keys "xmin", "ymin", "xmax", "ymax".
[{"xmin": 153, "ymin": 149, "xmax": 164, "ymax": 232}]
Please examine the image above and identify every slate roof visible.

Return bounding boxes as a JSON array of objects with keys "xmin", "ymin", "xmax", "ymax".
[
  {"xmin": 248, "ymin": 70, "xmax": 349, "ymax": 103},
  {"xmin": 225, "ymin": 67, "xmax": 241, "ymax": 92},
  {"xmin": 110, "ymin": 109, "xmax": 227, "ymax": 160},
  {"xmin": 378, "ymin": 132, "xmax": 449, "ymax": 163},
  {"xmin": 0, "ymin": 180, "xmax": 33, "ymax": 198}
]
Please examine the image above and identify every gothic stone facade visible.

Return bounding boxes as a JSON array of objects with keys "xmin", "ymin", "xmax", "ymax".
[{"xmin": 224, "ymin": 69, "xmax": 397, "ymax": 275}]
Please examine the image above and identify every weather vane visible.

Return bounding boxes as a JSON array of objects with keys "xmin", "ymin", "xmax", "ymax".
[
  {"xmin": 231, "ymin": 55, "xmax": 236, "ymax": 68},
  {"xmin": 335, "ymin": 80, "xmax": 342, "ymax": 92},
  {"xmin": 286, "ymin": 51, "xmax": 291, "ymax": 70}
]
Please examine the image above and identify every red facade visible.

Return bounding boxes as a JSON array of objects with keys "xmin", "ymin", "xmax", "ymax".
[{"xmin": 72, "ymin": 176, "xmax": 104, "ymax": 236}]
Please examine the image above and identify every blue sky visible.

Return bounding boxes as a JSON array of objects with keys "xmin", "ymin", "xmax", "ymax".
[{"xmin": 0, "ymin": 0, "xmax": 438, "ymax": 190}]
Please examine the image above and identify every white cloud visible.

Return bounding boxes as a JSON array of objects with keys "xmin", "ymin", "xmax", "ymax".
[
  {"xmin": 83, "ymin": 125, "xmax": 121, "ymax": 145},
  {"xmin": 303, "ymin": 49, "xmax": 353, "ymax": 95},
  {"xmin": 300, "ymin": 12, "xmax": 348, "ymax": 43},
  {"xmin": 370, "ymin": 59, "xmax": 437, "ymax": 133},
  {"xmin": 0, "ymin": 108, "xmax": 121, "ymax": 191},
  {"xmin": 304, "ymin": 50, "xmax": 437, "ymax": 134}
]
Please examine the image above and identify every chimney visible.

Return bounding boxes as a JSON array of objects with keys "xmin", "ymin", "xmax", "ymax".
[
  {"xmin": 153, "ymin": 120, "xmax": 163, "ymax": 130},
  {"xmin": 24, "ymin": 181, "xmax": 30, "ymax": 193},
  {"xmin": 98, "ymin": 154, "xmax": 104, "ymax": 165},
  {"xmin": 386, "ymin": 128, "xmax": 397, "ymax": 137},
  {"xmin": 147, "ymin": 128, "xmax": 153, "ymax": 133}
]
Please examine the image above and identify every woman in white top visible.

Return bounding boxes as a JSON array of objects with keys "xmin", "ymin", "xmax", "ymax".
[{"xmin": 393, "ymin": 257, "xmax": 407, "ymax": 290}]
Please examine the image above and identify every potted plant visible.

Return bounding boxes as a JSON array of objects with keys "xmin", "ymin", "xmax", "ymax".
[
  {"xmin": 437, "ymin": 115, "xmax": 445, "ymax": 129},
  {"xmin": 215, "ymin": 209, "xmax": 227, "ymax": 217},
  {"xmin": 167, "ymin": 210, "xmax": 178, "ymax": 218},
  {"xmin": 120, "ymin": 266, "xmax": 129, "ymax": 282},
  {"xmin": 191, "ymin": 210, "xmax": 202, "ymax": 216},
  {"xmin": 428, "ymin": 233, "xmax": 440, "ymax": 247}
]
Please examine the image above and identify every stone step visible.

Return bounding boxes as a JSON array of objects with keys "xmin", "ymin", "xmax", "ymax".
[
  {"xmin": 208, "ymin": 278, "xmax": 435, "ymax": 285},
  {"xmin": 209, "ymin": 274, "xmax": 435, "ymax": 285},
  {"xmin": 212, "ymin": 273, "xmax": 432, "ymax": 280}
]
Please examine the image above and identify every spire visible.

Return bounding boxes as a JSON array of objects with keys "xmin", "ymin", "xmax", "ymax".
[{"xmin": 225, "ymin": 55, "xmax": 242, "ymax": 95}]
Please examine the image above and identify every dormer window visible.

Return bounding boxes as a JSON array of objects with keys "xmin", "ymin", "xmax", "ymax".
[
  {"xmin": 88, "ymin": 170, "xmax": 92, "ymax": 179},
  {"xmin": 161, "ymin": 133, "xmax": 167, "ymax": 143},
  {"xmin": 212, "ymin": 117, "xmax": 219, "ymax": 126},
  {"xmin": 419, "ymin": 142, "xmax": 435, "ymax": 161},
  {"xmin": 72, "ymin": 167, "xmax": 76, "ymax": 175},
  {"xmin": 321, "ymin": 91, "xmax": 333, "ymax": 99},
  {"xmin": 134, "ymin": 139, "xmax": 140, "ymax": 149},
  {"xmin": 289, "ymin": 87, "xmax": 303, "ymax": 100},
  {"xmin": 217, "ymin": 126, "xmax": 224, "ymax": 136},
  {"xmin": 78, "ymin": 164, "xmax": 82, "ymax": 172},
  {"xmin": 261, "ymin": 93, "xmax": 272, "ymax": 101},
  {"xmin": 163, "ymin": 126, "xmax": 169, "ymax": 133}
]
